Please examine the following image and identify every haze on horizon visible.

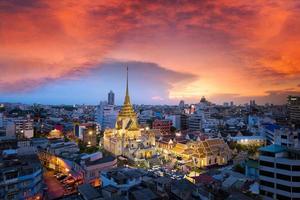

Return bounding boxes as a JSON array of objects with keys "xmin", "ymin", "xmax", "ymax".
[{"xmin": 1, "ymin": 0, "xmax": 300, "ymax": 105}]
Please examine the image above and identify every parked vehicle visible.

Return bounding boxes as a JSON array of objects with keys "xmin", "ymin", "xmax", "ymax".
[{"xmin": 57, "ymin": 174, "xmax": 67, "ymax": 181}]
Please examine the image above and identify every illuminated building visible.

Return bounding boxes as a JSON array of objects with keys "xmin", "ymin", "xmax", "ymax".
[
  {"xmin": 103, "ymin": 68, "xmax": 156, "ymax": 160},
  {"xmin": 158, "ymin": 138, "xmax": 232, "ymax": 168},
  {"xmin": 81, "ymin": 123, "xmax": 99, "ymax": 147},
  {"xmin": 39, "ymin": 143, "xmax": 116, "ymax": 186},
  {"xmin": 48, "ymin": 128, "xmax": 63, "ymax": 139},
  {"xmin": 229, "ymin": 136, "xmax": 266, "ymax": 146}
]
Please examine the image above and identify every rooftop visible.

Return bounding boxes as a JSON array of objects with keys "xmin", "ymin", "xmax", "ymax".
[
  {"xmin": 259, "ymin": 144, "xmax": 286, "ymax": 153},
  {"xmin": 84, "ymin": 155, "xmax": 116, "ymax": 167},
  {"xmin": 78, "ymin": 184, "xmax": 102, "ymax": 200}
]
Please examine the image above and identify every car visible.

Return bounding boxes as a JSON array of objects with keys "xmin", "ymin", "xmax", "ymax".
[
  {"xmin": 57, "ymin": 175, "xmax": 67, "ymax": 181},
  {"xmin": 66, "ymin": 186, "xmax": 73, "ymax": 191},
  {"xmin": 60, "ymin": 176, "xmax": 70, "ymax": 183},
  {"xmin": 62, "ymin": 177, "xmax": 74, "ymax": 184}
]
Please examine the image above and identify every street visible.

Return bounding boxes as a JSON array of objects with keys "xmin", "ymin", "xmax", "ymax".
[{"xmin": 43, "ymin": 170, "xmax": 66, "ymax": 200}]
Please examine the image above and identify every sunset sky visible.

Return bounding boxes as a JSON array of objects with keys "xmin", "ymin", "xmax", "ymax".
[{"xmin": 1, "ymin": 0, "xmax": 300, "ymax": 105}]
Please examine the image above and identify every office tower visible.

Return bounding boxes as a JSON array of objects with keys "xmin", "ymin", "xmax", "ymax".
[
  {"xmin": 179, "ymin": 100, "xmax": 185, "ymax": 109},
  {"xmin": 96, "ymin": 101, "xmax": 117, "ymax": 130},
  {"xmin": 287, "ymin": 96, "xmax": 300, "ymax": 126},
  {"xmin": 250, "ymin": 100, "xmax": 256, "ymax": 107},
  {"xmin": 108, "ymin": 90, "xmax": 115, "ymax": 105}
]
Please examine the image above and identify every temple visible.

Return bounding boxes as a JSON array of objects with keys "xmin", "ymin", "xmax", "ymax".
[{"xmin": 103, "ymin": 67, "xmax": 156, "ymax": 161}]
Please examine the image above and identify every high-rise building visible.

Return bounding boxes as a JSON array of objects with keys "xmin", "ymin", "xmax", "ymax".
[
  {"xmin": 96, "ymin": 101, "xmax": 118, "ymax": 130},
  {"xmin": 179, "ymin": 100, "xmax": 185, "ymax": 109},
  {"xmin": 259, "ymin": 144, "xmax": 300, "ymax": 200},
  {"xmin": 108, "ymin": 90, "xmax": 115, "ymax": 105},
  {"xmin": 287, "ymin": 96, "xmax": 300, "ymax": 126},
  {"xmin": 259, "ymin": 127, "xmax": 300, "ymax": 200}
]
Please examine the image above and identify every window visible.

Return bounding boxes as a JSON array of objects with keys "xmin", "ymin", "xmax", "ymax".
[
  {"xmin": 259, "ymin": 189, "xmax": 266, "ymax": 195},
  {"xmin": 292, "ymin": 187, "xmax": 300, "ymax": 193},
  {"xmin": 292, "ymin": 176, "xmax": 300, "ymax": 182},
  {"xmin": 276, "ymin": 194, "xmax": 291, "ymax": 200},
  {"xmin": 260, "ymin": 170, "xmax": 274, "ymax": 178},
  {"xmin": 276, "ymin": 163, "xmax": 291, "ymax": 170},
  {"xmin": 277, "ymin": 173, "xmax": 291, "ymax": 181},
  {"xmin": 7, "ymin": 184, "xmax": 16, "ymax": 190},
  {"xmin": 281, "ymin": 135, "xmax": 287, "ymax": 139},
  {"xmin": 277, "ymin": 184, "xmax": 291, "ymax": 192},
  {"xmin": 292, "ymin": 165, "xmax": 300, "ymax": 171},
  {"xmin": 260, "ymin": 180, "xmax": 274, "ymax": 188},
  {"xmin": 260, "ymin": 160, "xmax": 274, "ymax": 168},
  {"xmin": 261, "ymin": 151, "xmax": 275, "ymax": 157},
  {"xmin": 5, "ymin": 172, "xmax": 18, "ymax": 180}
]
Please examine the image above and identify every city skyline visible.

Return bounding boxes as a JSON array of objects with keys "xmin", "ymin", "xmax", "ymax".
[{"xmin": 1, "ymin": 1, "xmax": 300, "ymax": 105}]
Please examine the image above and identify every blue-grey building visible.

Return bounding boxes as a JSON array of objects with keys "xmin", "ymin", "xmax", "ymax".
[{"xmin": 0, "ymin": 150, "xmax": 43, "ymax": 200}]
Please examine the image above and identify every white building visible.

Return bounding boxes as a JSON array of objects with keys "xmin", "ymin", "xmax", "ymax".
[
  {"xmin": 10, "ymin": 117, "xmax": 34, "ymax": 139},
  {"xmin": 101, "ymin": 167, "xmax": 145, "ymax": 190},
  {"xmin": 96, "ymin": 101, "xmax": 118, "ymax": 130}
]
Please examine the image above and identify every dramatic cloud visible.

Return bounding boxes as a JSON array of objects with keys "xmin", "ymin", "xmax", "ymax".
[
  {"xmin": 0, "ymin": 60, "xmax": 197, "ymax": 104},
  {"xmin": 1, "ymin": 0, "xmax": 300, "ymax": 104}
]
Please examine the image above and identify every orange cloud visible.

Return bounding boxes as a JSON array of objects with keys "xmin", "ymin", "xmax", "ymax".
[{"xmin": 0, "ymin": 0, "xmax": 299, "ymax": 104}]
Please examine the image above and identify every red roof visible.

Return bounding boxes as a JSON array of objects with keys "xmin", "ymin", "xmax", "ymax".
[{"xmin": 193, "ymin": 174, "xmax": 214, "ymax": 184}]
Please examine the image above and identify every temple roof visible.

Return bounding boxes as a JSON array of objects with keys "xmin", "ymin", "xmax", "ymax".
[
  {"xmin": 116, "ymin": 67, "xmax": 139, "ymax": 130},
  {"xmin": 118, "ymin": 67, "xmax": 137, "ymax": 118}
]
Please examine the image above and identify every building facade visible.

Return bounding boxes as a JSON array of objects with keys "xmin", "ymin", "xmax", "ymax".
[
  {"xmin": 152, "ymin": 119, "xmax": 172, "ymax": 135},
  {"xmin": 287, "ymin": 96, "xmax": 300, "ymax": 127},
  {"xmin": 259, "ymin": 144, "xmax": 300, "ymax": 200},
  {"xmin": 0, "ymin": 150, "xmax": 43, "ymax": 200},
  {"xmin": 108, "ymin": 90, "xmax": 115, "ymax": 105}
]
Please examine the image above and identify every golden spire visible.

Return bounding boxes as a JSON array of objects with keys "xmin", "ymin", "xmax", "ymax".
[
  {"xmin": 117, "ymin": 66, "xmax": 137, "ymax": 120},
  {"xmin": 124, "ymin": 66, "xmax": 131, "ymax": 105}
]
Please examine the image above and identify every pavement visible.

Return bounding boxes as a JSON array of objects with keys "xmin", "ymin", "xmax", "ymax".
[{"xmin": 43, "ymin": 170, "xmax": 66, "ymax": 200}]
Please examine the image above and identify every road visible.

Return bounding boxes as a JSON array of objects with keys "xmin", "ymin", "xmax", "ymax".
[{"xmin": 43, "ymin": 170, "xmax": 65, "ymax": 200}]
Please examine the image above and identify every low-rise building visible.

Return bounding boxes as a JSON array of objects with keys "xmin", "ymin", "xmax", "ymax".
[
  {"xmin": 229, "ymin": 136, "xmax": 266, "ymax": 146},
  {"xmin": 0, "ymin": 150, "xmax": 43, "ymax": 200},
  {"xmin": 101, "ymin": 167, "xmax": 146, "ymax": 191}
]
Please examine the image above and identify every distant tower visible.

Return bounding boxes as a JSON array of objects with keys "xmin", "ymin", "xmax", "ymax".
[
  {"xmin": 108, "ymin": 90, "xmax": 115, "ymax": 105},
  {"xmin": 179, "ymin": 100, "xmax": 185, "ymax": 109}
]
